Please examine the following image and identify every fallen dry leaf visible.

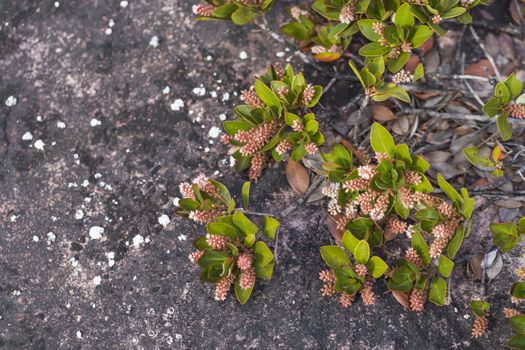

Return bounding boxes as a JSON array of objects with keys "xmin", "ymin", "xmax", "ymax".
[
  {"xmin": 412, "ymin": 91, "xmax": 441, "ymax": 100},
  {"xmin": 286, "ymin": 159, "xmax": 310, "ymax": 194},
  {"xmin": 392, "ymin": 116, "xmax": 410, "ymax": 135},
  {"xmin": 465, "ymin": 59, "xmax": 496, "ymax": 77},
  {"xmin": 326, "ymin": 214, "xmax": 344, "ymax": 242},
  {"xmin": 391, "ymin": 290, "xmax": 410, "ymax": 309},
  {"xmin": 372, "ymin": 104, "xmax": 396, "ymax": 122},
  {"xmin": 509, "ymin": 0, "xmax": 525, "ymax": 25},
  {"xmin": 420, "ymin": 36, "xmax": 434, "ymax": 56},
  {"xmin": 405, "ymin": 55, "xmax": 420, "ymax": 72},
  {"xmin": 469, "ymin": 255, "xmax": 484, "ymax": 281}
]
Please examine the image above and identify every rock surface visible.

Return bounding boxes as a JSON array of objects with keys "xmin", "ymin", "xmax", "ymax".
[{"xmin": 0, "ymin": 0, "xmax": 524, "ymax": 349}]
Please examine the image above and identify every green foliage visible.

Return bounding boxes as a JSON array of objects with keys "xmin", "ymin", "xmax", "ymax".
[
  {"xmin": 463, "ymin": 144, "xmax": 504, "ymax": 178},
  {"xmin": 490, "ymin": 219, "xmax": 525, "ymax": 253},
  {"xmin": 194, "ymin": 0, "xmax": 273, "ymax": 25},
  {"xmin": 470, "ymin": 300, "xmax": 490, "ymax": 318},
  {"xmin": 482, "ymin": 74, "xmax": 525, "ymax": 141},
  {"xmin": 223, "ymin": 64, "xmax": 324, "ymax": 177},
  {"xmin": 183, "ymin": 179, "xmax": 278, "ymax": 304}
]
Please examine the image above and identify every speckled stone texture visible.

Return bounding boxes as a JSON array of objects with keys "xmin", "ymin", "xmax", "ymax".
[{"xmin": 0, "ymin": 0, "xmax": 523, "ymax": 349}]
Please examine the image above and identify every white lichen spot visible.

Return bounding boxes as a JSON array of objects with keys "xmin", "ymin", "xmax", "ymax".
[
  {"xmin": 34, "ymin": 139, "xmax": 45, "ymax": 150},
  {"xmin": 239, "ymin": 51, "xmax": 248, "ymax": 60},
  {"xmin": 93, "ymin": 275, "xmax": 102, "ymax": 286},
  {"xmin": 177, "ymin": 234, "xmax": 187, "ymax": 241},
  {"xmin": 90, "ymin": 118, "xmax": 102, "ymax": 127},
  {"xmin": 276, "ymin": 51, "xmax": 285, "ymax": 58},
  {"xmin": 22, "ymin": 132, "xmax": 33, "ymax": 141},
  {"xmin": 120, "ymin": 0, "xmax": 128, "ymax": 8},
  {"xmin": 132, "ymin": 234, "xmax": 144, "ymax": 247},
  {"xmin": 4, "ymin": 94, "xmax": 16, "ymax": 105},
  {"xmin": 32, "ymin": 235, "xmax": 39, "ymax": 242},
  {"xmin": 75, "ymin": 209, "xmax": 85, "ymax": 220},
  {"xmin": 192, "ymin": 86, "xmax": 206, "ymax": 96},
  {"xmin": 219, "ymin": 113, "xmax": 226, "ymax": 121},
  {"xmin": 57, "ymin": 121, "xmax": 66, "ymax": 129},
  {"xmin": 105, "ymin": 28, "xmax": 112, "ymax": 35},
  {"xmin": 206, "ymin": 55, "xmax": 213, "ymax": 61},
  {"xmin": 89, "ymin": 226, "xmax": 104, "ymax": 239},
  {"xmin": 54, "ymin": 1, "xmax": 60, "ymax": 7},
  {"xmin": 175, "ymin": 334, "xmax": 182, "ymax": 340},
  {"xmin": 173, "ymin": 197, "xmax": 180, "ymax": 206},
  {"xmin": 107, "ymin": 252, "xmax": 115, "ymax": 267},
  {"xmin": 108, "ymin": 19, "xmax": 115, "ymax": 27},
  {"xmin": 162, "ymin": 86, "xmax": 170, "ymax": 95},
  {"xmin": 76, "ymin": 331, "xmax": 82, "ymax": 339},
  {"xmin": 210, "ymin": 91, "xmax": 218, "ymax": 98},
  {"xmin": 10, "ymin": 214, "xmax": 18, "ymax": 222},
  {"xmin": 170, "ymin": 99, "xmax": 184, "ymax": 111},
  {"xmin": 221, "ymin": 92, "xmax": 230, "ymax": 102},
  {"xmin": 208, "ymin": 126, "xmax": 221, "ymax": 138},
  {"xmin": 229, "ymin": 156, "xmax": 236, "ymax": 167},
  {"xmin": 46, "ymin": 232, "xmax": 56, "ymax": 245},
  {"xmin": 149, "ymin": 35, "xmax": 159, "ymax": 48},
  {"xmin": 158, "ymin": 214, "xmax": 170, "ymax": 227}
]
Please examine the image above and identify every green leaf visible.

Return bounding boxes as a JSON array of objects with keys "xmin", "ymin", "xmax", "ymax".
[
  {"xmin": 305, "ymin": 120, "xmax": 319, "ymax": 134},
  {"xmin": 349, "ymin": 59, "xmax": 366, "ymax": 90},
  {"xmin": 447, "ymin": 226, "xmax": 464, "ymax": 259},
  {"xmin": 254, "ymin": 241, "xmax": 274, "ymax": 267},
  {"xmin": 244, "ymin": 234, "xmax": 255, "ymax": 248},
  {"xmin": 370, "ymin": 122, "xmax": 395, "ymax": 159},
  {"xmin": 281, "ymin": 22, "xmax": 311, "ymax": 41},
  {"xmin": 358, "ymin": 19, "xmax": 383, "ymax": 41},
  {"xmin": 428, "ymin": 276, "xmax": 447, "ymax": 306},
  {"xmin": 198, "ymin": 250, "xmax": 230, "ymax": 269},
  {"xmin": 366, "ymin": 256, "xmax": 389, "ymax": 278},
  {"xmin": 513, "ymin": 282, "xmax": 525, "ymax": 300},
  {"xmin": 193, "ymin": 236, "xmax": 210, "ymax": 250},
  {"xmin": 410, "ymin": 25, "xmax": 433, "ymax": 48},
  {"xmin": 342, "ymin": 230, "xmax": 360, "ymax": 253},
  {"xmin": 442, "ymin": 7, "xmax": 466, "ymax": 19},
  {"xmin": 504, "ymin": 73, "xmax": 523, "ymax": 99},
  {"xmin": 437, "ymin": 255, "xmax": 454, "ymax": 278},
  {"xmin": 231, "ymin": 6, "xmax": 258, "ymax": 25},
  {"xmin": 359, "ymin": 42, "xmax": 390, "ymax": 57},
  {"xmin": 223, "ymin": 120, "xmax": 252, "ymax": 135},
  {"xmin": 495, "ymin": 82, "xmax": 511, "ymax": 104},
  {"xmin": 386, "ymin": 86, "xmax": 411, "ymax": 103},
  {"xmin": 234, "ymin": 276, "xmax": 253, "ymax": 304},
  {"xmin": 308, "ymin": 85, "xmax": 323, "ymax": 107},
  {"xmin": 508, "ymin": 334, "xmax": 525, "ymax": 350},
  {"xmin": 482, "ymin": 97, "xmax": 502, "ymax": 118},
  {"xmin": 346, "ymin": 217, "xmax": 374, "ymax": 239},
  {"xmin": 207, "ymin": 222, "xmax": 239, "ymax": 238},
  {"xmin": 262, "ymin": 215, "xmax": 279, "ymax": 240},
  {"xmin": 519, "ymin": 217, "xmax": 525, "ymax": 233},
  {"xmin": 320, "ymin": 246, "xmax": 351, "ymax": 268},
  {"xmin": 354, "ymin": 240, "xmax": 370, "ymax": 264},
  {"xmin": 233, "ymin": 211, "xmax": 258, "ymax": 236},
  {"xmin": 395, "ymin": 4, "xmax": 414, "ymax": 31},
  {"xmin": 254, "ymin": 79, "xmax": 281, "ymax": 113},
  {"xmin": 413, "ymin": 63, "xmax": 424, "ymax": 81},
  {"xmin": 411, "ymin": 232, "xmax": 431, "ymax": 265},
  {"xmin": 437, "ymin": 173, "xmax": 461, "ymax": 204},
  {"xmin": 511, "ymin": 315, "xmax": 525, "ymax": 335},
  {"xmin": 470, "ymin": 300, "xmax": 490, "ymax": 318},
  {"xmin": 517, "ymin": 93, "xmax": 525, "ymax": 104},
  {"xmin": 497, "ymin": 114, "xmax": 513, "ymax": 141},
  {"xmin": 210, "ymin": 180, "xmax": 233, "ymax": 206},
  {"xmin": 242, "ymin": 181, "xmax": 251, "ymax": 209},
  {"xmin": 490, "ymin": 222, "xmax": 519, "ymax": 253}
]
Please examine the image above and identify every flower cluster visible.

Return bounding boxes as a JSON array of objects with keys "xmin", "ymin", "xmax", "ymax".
[
  {"xmin": 223, "ymin": 64, "xmax": 324, "ymax": 181},
  {"xmin": 319, "ymin": 238, "xmax": 385, "ymax": 308},
  {"xmin": 177, "ymin": 175, "xmax": 229, "ymax": 224}
]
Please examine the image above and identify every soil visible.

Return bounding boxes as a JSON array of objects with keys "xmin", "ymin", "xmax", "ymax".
[{"xmin": 0, "ymin": 0, "xmax": 524, "ymax": 349}]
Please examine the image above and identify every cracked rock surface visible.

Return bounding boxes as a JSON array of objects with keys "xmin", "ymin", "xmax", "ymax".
[{"xmin": 0, "ymin": 0, "xmax": 524, "ymax": 349}]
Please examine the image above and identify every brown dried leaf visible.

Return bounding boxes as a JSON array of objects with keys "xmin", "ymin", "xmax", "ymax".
[
  {"xmin": 472, "ymin": 178, "xmax": 490, "ymax": 188},
  {"xmin": 392, "ymin": 116, "xmax": 410, "ymax": 135},
  {"xmin": 469, "ymin": 255, "xmax": 484, "ymax": 281},
  {"xmin": 326, "ymin": 214, "xmax": 344, "ymax": 242},
  {"xmin": 391, "ymin": 290, "xmax": 410, "ymax": 309},
  {"xmin": 286, "ymin": 159, "xmax": 310, "ymax": 194},
  {"xmin": 412, "ymin": 91, "xmax": 441, "ymax": 100},
  {"xmin": 423, "ymin": 49, "xmax": 440, "ymax": 73},
  {"xmin": 420, "ymin": 36, "xmax": 434, "ymax": 56},
  {"xmin": 499, "ymin": 33, "xmax": 516, "ymax": 61},
  {"xmin": 372, "ymin": 104, "xmax": 396, "ymax": 122},
  {"xmin": 509, "ymin": 0, "xmax": 525, "ymax": 25},
  {"xmin": 405, "ymin": 55, "xmax": 420, "ymax": 72},
  {"xmin": 465, "ymin": 59, "xmax": 496, "ymax": 77},
  {"xmin": 494, "ymin": 199, "xmax": 524, "ymax": 209}
]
